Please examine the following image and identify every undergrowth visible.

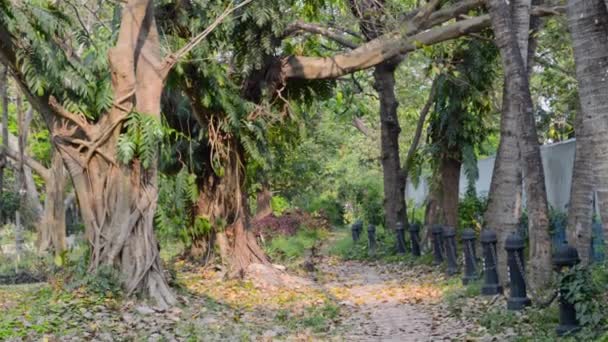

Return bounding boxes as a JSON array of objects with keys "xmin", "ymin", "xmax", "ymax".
[
  {"xmin": 443, "ymin": 260, "xmax": 608, "ymax": 341},
  {"xmin": 329, "ymin": 225, "xmax": 434, "ymax": 265},
  {"xmin": 275, "ymin": 302, "xmax": 340, "ymax": 333},
  {"xmin": 263, "ymin": 227, "xmax": 328, "ymax": 266}
]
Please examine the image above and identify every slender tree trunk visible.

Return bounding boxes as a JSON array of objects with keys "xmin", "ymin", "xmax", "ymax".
[
  {"xmin": 566, "ymin": 0, "xmax": 608, "ymax": 254},
  {"xmin": 566, "ymin": 107, "xmax": 594, "ymax": 264},
  {"xmin": 487, "ymin": 0, "xmax": 552, "ymax": 292},
  {"xmin": 440, "ymin": 153, "xmax": 461, "ymax": 227},
  {"xmin": 350, "ymin": 0, "xmax": 407, "ymax": 231},
  {"xmin": 38, "ymin": 151, "xmax": 67, "ymax": 254},
  {"xmin": 373, "ymin": 61, "xmax": 407, "ymax": 230},
  {"xmin": 0, "ymin": 67, "xmax": 7, "ymax": 224}
]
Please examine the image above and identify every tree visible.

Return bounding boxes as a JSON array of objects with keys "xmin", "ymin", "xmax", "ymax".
[
  {"xmin": 485, "ymin": 0, "xmax": 553, "ymax": 291},
  {"xmin": 426, "ymin": 38, "xmax": 498, "ymax": 228},
  {"xmin": 348, "ymin": 0, "xmax": 408, "ymax": 231},
  {"xmin": 1, "ymin": 0, "xmax": 175, "ymax": 307},
  {"xmin": 566, "ymin": 0, "xmax": 608, "ymax": 264}
]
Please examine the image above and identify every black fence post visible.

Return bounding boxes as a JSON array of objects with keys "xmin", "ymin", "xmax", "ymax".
[
  {"xmin": 409, "ymin": 223, "xmax": 421, "ymax": 257},
  {"xmin": 432, "ymin": 224, "xmax": 444, "ymax": 265},
  {"xmin": 553, "ymin": 243, "xmax": 581, "ymax": 336},
  {"xmin": 462, "ymin": 228, "xmax": 478, "ymax": 285},
  {"xmin": 444, "ymin": 226, "xmax": 458, "ymax": 276},
  {"xmin": 367, "ymin": 224, "xmax": 377, "ymax": 256},
  {"xmin": 481, "ymin": 229, "xmax": 503, "ymax": 295},
  {"xmin": 505, "ymin": 232, "xmax": 531, "ymax": 310},
  {"xmin": 396, "ymin": 221, "xmax": 407, "ymax": 254}
]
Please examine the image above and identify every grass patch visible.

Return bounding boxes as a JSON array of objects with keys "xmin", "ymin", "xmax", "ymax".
[
  {"xmin": 329, "ymin": 226, "xmax": 435, "ymax": 266},
  {"xmin": 274, "ymin": 302, "xmax": 340, "ymax": 333},
  {"xmin": 264, "ymin": 227, "xmax": 328, "ymax": 264}
]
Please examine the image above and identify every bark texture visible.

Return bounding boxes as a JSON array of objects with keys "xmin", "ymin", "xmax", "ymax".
[
  {"xmin": 566, "ymin": 108, "xmax": 594, "ymax": 264},
  {"xmin": 0, "ymin": 0, "xmax": 176, "ymax": 307},
  {"xmin": 352, "ymin": 0, "xmax": 407, "ymax": 231},
  {"xmin": 0, "ymin": 68, "xmax": 7, "ymax": 224},
  {"xmin": 194, "ymin": 137, "xmax": 269, "ymax": 276},
  {"xmin": 440, "ymin": 153, "xmax": 461, "ymax": 228},
  {"xmin": 38, "ymin": 151, "xmax": 67, "ymax": 254},
  {"xmin": 567, "ymin": 0, "xmax": 608, "ymax": 259},
  {"xmin": 486, "ymin": 0, "xmax": 552, "ymax": 291},
  {"xmin": 373, "ymin": 61, "xmax": 407, "ymax": 230}
]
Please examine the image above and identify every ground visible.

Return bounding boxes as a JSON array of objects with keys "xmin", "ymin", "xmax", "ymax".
[{"xmin": 0, "ymin": 227, "xmax": 606, "ymax": 341}]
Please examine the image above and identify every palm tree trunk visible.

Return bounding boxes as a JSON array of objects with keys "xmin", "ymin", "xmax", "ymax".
[
  {"xmin": 566, "ymin": 0, "xmax": 608, "ymax": 256},
  {"xmin": 487, "ymin": 0, "xmax": 552, "ymax": 291},
  {"xmin": 566, "ymin": 107, "xmax": 594, "ymax": 264}
]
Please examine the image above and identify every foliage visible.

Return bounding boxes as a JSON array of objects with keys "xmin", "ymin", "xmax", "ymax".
[
  {"xmin": 155, "ymin": 169, "xmax": 198, "ymax": 244},
  {"xmin": 50, "ymin": 242, "xmax": 123, "ymax": 299},
  {"xmin": 457, "ymin": 188, "xmax": 487, "ymax": 231},
  {"xmin": 559, "ymin": 263, "xmax": 607, "ymax": 329},
  {"xmin": 271, "ymin": 195, "xmax": 290, "ymax": 216},
  {"xmin": 1, "ymin": 0, "xmax": 117, "ymax": 119},
  {"xmin": 329, "ymin": 225, "xmax": 434, "ymax": 265},
  {"xmin": 263, "ymin": 227, "xmax": 327, "ymax": 263},
  {"xmin": 0, "ymin": 190, "xmax": 19, "ymax": 225},
  {"xmin": 426, "ymin": 37, "xmax": 499, "ymax": 185},
  {"xmin": 531, "ymin": 17, "xmax": 578, "ymax": 143},
  {"xmin": 117, "ymin": 111, "xmax": 165, "ymax": 169}
]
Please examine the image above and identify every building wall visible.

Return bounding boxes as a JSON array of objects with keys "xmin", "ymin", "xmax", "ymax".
[{"xmin": 406, "ymin": 139, "xmax": 577, "ymax": 212}]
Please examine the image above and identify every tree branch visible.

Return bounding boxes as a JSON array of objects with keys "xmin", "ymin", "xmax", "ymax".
[
  {"xmin": 282, "ymin": 5, "xmax": 563, "ymax": 81},
  {"xmin": 352, "ymin": 117, "xmax": 372, "ymax": 137},
  {"xmin": 0, "ymin": 123, "xmax": 50, "ymax": 182},
  {"xmin": 283, "ymin": 14, "xmax": 491, "ymax": 80},
  {"xmin": 402, "ymin": 78, "xmax": 438, "ymax": 176},
  {"xmin": 48, "ymin": 96, "xmax": 91, "ymax": 137},
  {"xmin": 283, "ymin": 21, "xmax": 360, "ymax": 49},
  {"xmin": 160, "ymin": 0, "xmax": 255, "ymax": 78}
]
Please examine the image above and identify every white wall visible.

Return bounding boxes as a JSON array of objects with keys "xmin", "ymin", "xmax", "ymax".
[{"xmin": 407, "ymin": 138, "xmax": 577, "ymax": 212}]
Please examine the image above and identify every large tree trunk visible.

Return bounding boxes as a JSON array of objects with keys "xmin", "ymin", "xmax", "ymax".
[
  {"xmin": 514, "ymin": 0, "xmax": 553, "ymax": 289},
  {"xmin": 38, "ymin": 151, "xmax": 67, "ymax": 254},
  {"xmin": 566, "ymin": 0, "xmax": 608, "ymax": 255},
  {"xmin": 0, "ymin": 0, "xmax": 180, "ymax": 307},
  {"xmin": 52, "ymin": 0, "xmax": 174, "ymax": 308},
  {"xmin": 194, "ymin": 137, "xmax": 269, "ymax": 276},
  {"xmin": 373, "ymin": 61, "xmax": 407, "ymax": 230}
]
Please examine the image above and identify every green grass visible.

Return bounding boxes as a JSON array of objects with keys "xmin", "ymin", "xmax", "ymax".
[
  {"xmin": 274, "ymin": 303, "xmax": 340, "ymax": 333},
  {"xmin": 329, "ymin": 225, "xmax": 435, "ymax": 266},
  {"xmin": 264, "ymin": 227, "xmax": 328, "ymax": 264}
]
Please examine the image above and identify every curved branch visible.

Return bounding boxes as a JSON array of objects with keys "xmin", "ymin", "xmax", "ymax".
[
  {"xmin": 402, "ymin": 78, "xmax": 438, "ymax": 176},
  {"xmin": 283, "ymin": 14, "xmax": 491, "ymax": 80},
  {"xmin": 0, "ymin": 123, "xmax": 50, "ymax": 182},
  {"xmin": 282, "ymin": 5, "xmax": 562, "ymax": 81}
]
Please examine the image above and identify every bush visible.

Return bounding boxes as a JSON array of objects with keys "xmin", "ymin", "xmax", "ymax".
[
  {"xmin": 458, "ymin": 190, "xmax": 487, "ymax": 230},
  {"xmin": 264, "ymin": 227, "xmax": 328, "ymax": 263},
  {"xmin": 306, "ymin": 194, "xmax": 344, "ymax": 226},
  {"xmin": 271, "ymin": 196, "xmax": 290, "ymax": 216}
]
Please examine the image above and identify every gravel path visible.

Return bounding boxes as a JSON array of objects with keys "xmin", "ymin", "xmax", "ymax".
[{"xmin": 319, "ymin": 261, "xmax": 471, "ymax": 341}]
